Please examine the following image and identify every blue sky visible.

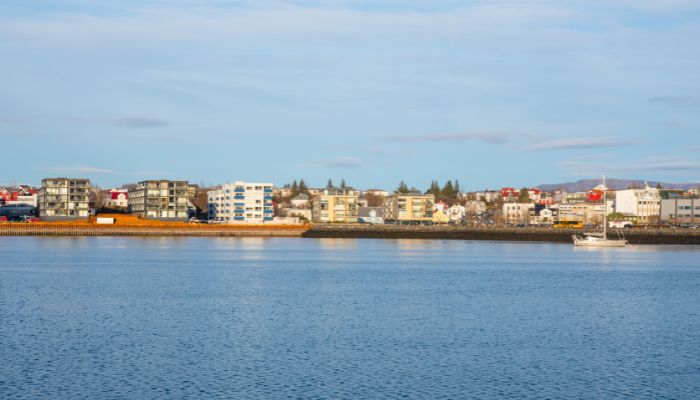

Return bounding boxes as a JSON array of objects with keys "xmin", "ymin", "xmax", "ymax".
[{"xmin": 1, "ymin": 0, "xmax": 699, "ymax": 190}]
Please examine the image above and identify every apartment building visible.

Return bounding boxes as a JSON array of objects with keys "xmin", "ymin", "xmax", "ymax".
[
  {"xmin": 129, "ymin": 180, "xmax": 190, "ymax": 221},
  {"xmin": 312, "ymin": 187, "xmax": 359, "ymax": 223},
  {"xmin": 384, "ymin": 191, "xmax": 434, "ymax": 224},
  {"xmin": 208, "ymin": 181, "xmax": 274, "ymax": 223},
  {"xmin": 38, "ymin": 178, "xmax": 91, "ymax": 220},
  {"xmin": 614, "ymin": 185, "xmax": 661, "ymax": 225}
]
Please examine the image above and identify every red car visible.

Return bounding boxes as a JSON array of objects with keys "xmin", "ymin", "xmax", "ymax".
[{"xmin": 0, "ymin": 216, "xmax": 8, "ymax": 222}]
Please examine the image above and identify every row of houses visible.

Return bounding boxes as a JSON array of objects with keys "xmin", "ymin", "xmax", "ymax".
[
  {"xmin": 502, "ymin": 184, "xmax": 700, "ymax": 226},
  {"xmin": 4, "ymin": 177, "xmax": 700, "ymax": 225}
]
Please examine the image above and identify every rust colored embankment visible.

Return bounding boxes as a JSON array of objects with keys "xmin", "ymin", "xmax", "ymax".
[
  {"xmin": 303, "ymin": 225, "xmax": 700, "ymax": 245},
  {"xmin": 0, "ymin": 223, "xmax": 307, "ymax": 237}
]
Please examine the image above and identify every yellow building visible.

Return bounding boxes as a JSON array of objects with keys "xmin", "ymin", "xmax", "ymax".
[
  {"xmin": 385, "ymin": 191, "xmax": 434, "ymax": 224},
  {"xmin": 432, "ymin": 210, "xmax": 449, "ymax": 224},
  {"xmin": 312, "ymin": 187, "xmax": 359, "ymax": 223}
]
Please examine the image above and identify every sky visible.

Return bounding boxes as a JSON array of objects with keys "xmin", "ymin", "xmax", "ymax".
[{"xmin": 1, "ymin": 0, "xmax": 699, "ymax": 191}]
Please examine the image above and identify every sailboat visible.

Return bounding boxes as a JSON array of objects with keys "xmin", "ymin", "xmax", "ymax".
[{"xmin": 572, "ymin": 176, "xmax": 628, "ymax": 247}]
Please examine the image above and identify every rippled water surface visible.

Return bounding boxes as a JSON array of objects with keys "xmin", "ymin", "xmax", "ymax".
[{"xmin": 1, "ymin": 238, "xmax": 700, "ymax": 399}]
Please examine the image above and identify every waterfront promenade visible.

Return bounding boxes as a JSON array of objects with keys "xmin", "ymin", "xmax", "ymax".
[{"xmin": 1, "ymin": 223, "xmax": 700, "ymax": 244}]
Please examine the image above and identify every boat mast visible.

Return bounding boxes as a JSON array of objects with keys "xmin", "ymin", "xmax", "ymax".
[{"xmin": 603, "ymin": 175, "xmax": 607, "ymax": 239}]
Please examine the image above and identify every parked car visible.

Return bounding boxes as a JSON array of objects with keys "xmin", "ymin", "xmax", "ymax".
[
  {"xmin": 0, "ymin": 216, "xmax": 8, "ymax": 222},
  {"xmin": 609, "ymin": 221, "xmax": 633, "ymax": 228}
]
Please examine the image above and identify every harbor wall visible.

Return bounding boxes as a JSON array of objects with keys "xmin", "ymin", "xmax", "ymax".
[
  {"xmin": 303, "ymin": 225, "xmax": 700, "ymax": 245},
  {"xmin": 2, "ymin": 223, "xmax": 700, "ymax": 244}
]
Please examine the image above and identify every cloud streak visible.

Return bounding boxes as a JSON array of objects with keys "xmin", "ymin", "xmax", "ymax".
[
  {"xmin": 527, "ymin": 137, "xmax": 637, "ymax": 151},
  {"xmin": 386, "ymin": 132, "xmax": 509, "ymax": 144},
  {"xmin": 41, "ymin": 166, "xmax": 117, "ymax": 174},
  {"xmin": 320, "ymin": 156, "xmax": 362, "ymax": 169},
  {"xmin": 560, "ymin": 157, "xmax": 700, "ymax": 176},
  {"xmin": 650, "ymin": 96, "xmax": 700, "ymax": 108},
  {"xmin": 108, "ymin": 117, "xmax": 172, "ymax": 128}
]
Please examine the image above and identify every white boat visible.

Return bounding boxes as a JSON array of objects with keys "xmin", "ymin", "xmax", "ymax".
[{"xmin": 572, "ymin": 175, "xmax": 628, "ymax": 247}]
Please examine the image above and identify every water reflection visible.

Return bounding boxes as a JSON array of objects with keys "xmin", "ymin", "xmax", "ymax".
[{"xmin": 1, "ymin": 238, "xmax": 699, "ymax": 399}]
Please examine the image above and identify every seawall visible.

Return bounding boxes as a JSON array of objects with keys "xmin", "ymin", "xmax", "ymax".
[
  {"xmin": 2, "ymin": 223, "xmax": 700, "ymax": 244},
  {"xmin": 303, "ymin": 225, "xmax": 700, "ymax": 245}
]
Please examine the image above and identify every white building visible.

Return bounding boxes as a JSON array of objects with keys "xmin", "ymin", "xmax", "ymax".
[
  {"xmin": 464, "ymin": 200, "xmax": 487, "ymax": 214},
  {"xmin": 446, "ymin": 204, "xmax": 466, "ymax": 223},
  {"xmin": 7, "ymin": 194, "xmax": 37, "ymax": 207},
  {"xmin": 614, "ymin": 185, "xmax": 660, "ymax": 225},
  {"xmin": 208, "ymin": 181, "xmax": 274, "ymax": 223},
  {"xmin": 502, "ymin": 203, "xmax": 534, "ymax": 225},
  {"xmin": 104, "ymin": 188, "xmax": 128, "ymax": 209}
]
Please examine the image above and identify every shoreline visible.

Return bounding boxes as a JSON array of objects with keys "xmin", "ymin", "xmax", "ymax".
[{"xmin": 1, "ymin": 223, "xmax": 700, "ymax": 244}]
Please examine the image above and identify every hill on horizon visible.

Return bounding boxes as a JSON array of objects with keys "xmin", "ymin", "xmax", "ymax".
[{"xmin": 537, "ymin": 178, "xmax": 700, "ymax": 192}]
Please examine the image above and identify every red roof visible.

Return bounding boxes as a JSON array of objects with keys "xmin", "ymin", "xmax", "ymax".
[{"xmin": 111, "ymin": 191, "xmax": 128, "ymax": 200}]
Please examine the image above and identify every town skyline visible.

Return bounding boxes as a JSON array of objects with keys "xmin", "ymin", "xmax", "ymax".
[
  {"xmin": 2, "ymin": 176, "xmax": 700, "ymax": 194},
  {"xmin": 1, "ymin": 1, "xmax": 699, "ymax": 188}
]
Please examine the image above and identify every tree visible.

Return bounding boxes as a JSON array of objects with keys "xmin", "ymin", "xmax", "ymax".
[
  {"xmin": 327, "ymin": 179, "xmax": 334, "ymax": 188},
  {"xmin": 365, "ymin": 193, "xmax": 385, "ymax": 207},
  {"xmin": 290, "ymin": 180, "xmax": 299, "ymax": 197},
  {"xmin": 298, "ymin": 179, "xmax": 308, "ymax": 194},
  {"xmin": 340, "ymin": 179, "xmax": 346, "ymax": 188},
  {"xmin": 518, "ymin": 187, "xmax": 530, "ymax": 203},
  {"xmin": 608, "ymin": 212, "xmax": 625, "ymax": 221},
  {"xmin": 426, "ymin": 180, "xmax": 441, "ymax": 196},
  {"xmin": 396, "ymin": 180, "xmax": 409, "ymax": 194},
  {"xmin": 442, "ymin": 180, "xmax": 455, "ymax": 198},
  {"xmin": 454, "ymin": 180, "xmax": 461, "ymax": 196}
]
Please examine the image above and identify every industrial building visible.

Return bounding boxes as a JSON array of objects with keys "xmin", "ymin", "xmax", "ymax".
[{"xmin": 660, "ymin": 197, "xmax": 700, "ymax": 225}]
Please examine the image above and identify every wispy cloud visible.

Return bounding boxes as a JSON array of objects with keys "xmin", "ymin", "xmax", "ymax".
[
  {"xmin": 527, "ymin": 137, "xmax": 636, "ymax": 151},
  {"xmin": 0, "ymin": 3, "xmax": 580, "ymax": 45},
  {"xmin": 321, "ymin": 156, "xmax": 362, "ymax": 168},
  {"xmin": 560, "ymin": 156, "xmax": 700, "ymax": 176},
  {"xmin": 650, "ymin": 96, "xmax": 700, "ymax": 108},
  {"xmin": 41, "ymin": 166, "xmax": 117, "ymax": 174},
  {"xmin": 132, "ymin": 170, "xmax": 169, "ymax": 177},
  {"xmin": 386, "ymin": 132, "xmax": 509, "ymax": 144},
  {"xmin": 325, "ymin": 144, "xmax": 384, "ymax": 154},
  {"xmin": 108, "ymin": 117, "xmax": 172, "ymax": 128},
  {"xmin": 1, "ymin": 115, "xmax": 173, "ymax": 129}
]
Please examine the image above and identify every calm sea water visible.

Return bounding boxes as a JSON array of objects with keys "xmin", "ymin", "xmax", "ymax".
[{"xmin": 1, "ymin": 237, "xmax": 699, "ymax": 399}]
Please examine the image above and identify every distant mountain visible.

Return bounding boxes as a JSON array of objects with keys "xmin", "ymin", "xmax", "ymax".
[{"xmin": 537, "ymin": 178, "xmax": 700, "ymax": 192}]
